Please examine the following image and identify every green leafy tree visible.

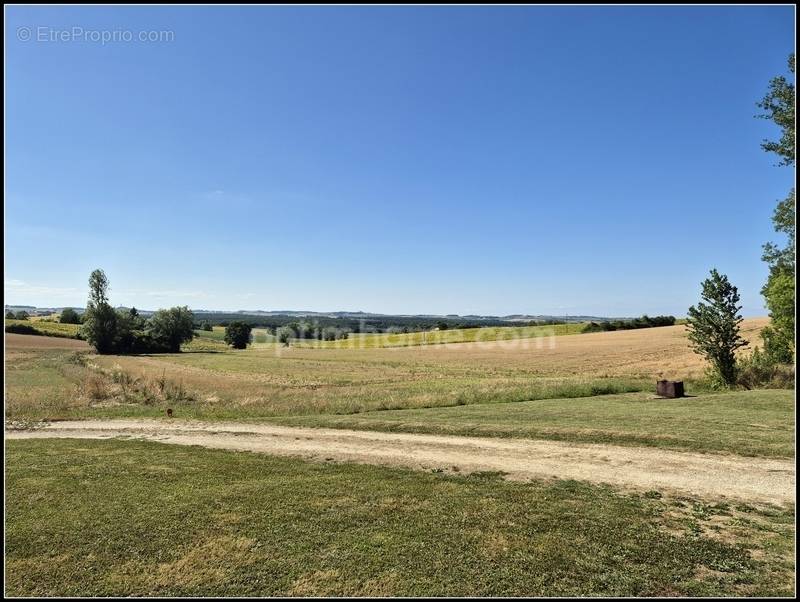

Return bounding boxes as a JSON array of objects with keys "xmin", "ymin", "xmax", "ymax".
[
  {"xmin": 224, "ymin": 321, "xmax": 252, "ymax": 349},
  {"xmin": 81, "ymin": 269, "xmax": 118, "ymax": 354},
  {"xmin": 113, "ymin": 308, "xmax": 136, "ymax": 352},
  {"xmin": 757, "ymin": 54, "xmax": 795, "ymax": 166},
  {"xmin": 276, "ymin": 326, "xmax": 293, "ymax": 347},
  {"xmin": 687, "ymin": 270, "xmax": 749, "ymax": 387},
  {"xmin": 15, "ymin": 311, "xmax": 29, "ymax": 320},
  {"xmin": 149, "ymin": 306, "xmax": 196, "ymax": 352},
  {"xmin": 59, "ymin": 308, "xmax": 81, "ymax": 324},
  {"xmin": 757, "ymin": 54, "xmax": 796, "ymax": 362},
  {"xmin": 6, "ymin": 310, "xmax": 15, "ymax": 320},
  {"xmin": 761, "ymin": 267, "xmax": 795, "ymax": 363},
  {"xmin": 127, "ymin": 307, "xmax": 146, "ymax": 330},
  {"xmin": 760, "ymin": 191, "xmax": 795, "ymax": 363},
  {"xmin": 201, "ymin": 321, "xmax": 213, "ymax": 332}
]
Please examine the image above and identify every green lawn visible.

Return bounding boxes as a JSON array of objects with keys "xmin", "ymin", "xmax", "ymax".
[
  {"xmin": 5, "ymin": 439, "xmax": 794, "ymax": 597},
  {"xmin": 271, "ymin": 389, "xmax": 796, "ymax": 458}
]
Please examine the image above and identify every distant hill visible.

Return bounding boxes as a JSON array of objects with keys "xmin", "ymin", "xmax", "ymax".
[{"xmin": 4, "ymin": 305, "xmax": 630, "ymax": 323}]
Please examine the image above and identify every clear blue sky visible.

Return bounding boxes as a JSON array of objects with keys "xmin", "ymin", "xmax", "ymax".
[{"xmin": 4, "ymin": 5, "xmax": 795, "ymax": 316}]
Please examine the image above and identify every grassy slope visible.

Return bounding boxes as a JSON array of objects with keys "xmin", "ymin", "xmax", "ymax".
[
  {"xmin": 5, "ymin": 334, "xmax": 793, "ymax": 458},
  {"xmin": 35, "ymin": 345, "xmax": 652, "ymax": 418},
  {"xmin": 271, "ymin": 389, "xmax": 795, "ymax": 458},
  {"xmin": 4, "ymin": 348, "xmax": 92, "ymax": 419},
  {"xmin": 295, "ymin": 322, "xmax": 588, "ymax": 348},
  {"xmin": 193, "ymin": 326, "xmax": 227, "ymax": 340},
  {"xmin": 4, "ymin": 319, "xmax": 81, "ymax": 338},
  {"xmin": 5, "ymin": 439, "xmax": 794, "ymax": 597},
  {"xmin": 193, "ymin": 324, "xmax": 588, "ymax": 351},
  {"xmin": 189, "ymin": 327, "xmax": 275, "ymax": 351}
]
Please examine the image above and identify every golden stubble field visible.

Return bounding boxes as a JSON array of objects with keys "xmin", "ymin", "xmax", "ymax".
[{"xmin": 59, "ymin": 318, "xmax": 768, "ymax": 417}]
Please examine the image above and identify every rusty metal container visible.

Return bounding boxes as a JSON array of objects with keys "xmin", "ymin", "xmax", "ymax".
[{"xmin": 656, "ymin": 380, "xmax": 684, "ymax": 398}]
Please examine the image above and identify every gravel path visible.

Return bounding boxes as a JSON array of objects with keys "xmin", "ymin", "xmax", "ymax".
[{"xmin": 7, "ymin": 419, "xmax": 795, "ymax": 505}]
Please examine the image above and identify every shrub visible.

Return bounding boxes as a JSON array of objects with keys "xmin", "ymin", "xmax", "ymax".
[
  {"xmin": 736, "ymin": 347, "xmax": 795, "ymax": 390},
  {"xmin": 59, "ymin": 308, "xmax": 81, "ymax": 324},
  {"xmin": 276, "ymin": 326, "xmax": 293, "ymax": 347},
  {"xmin": 128, "ymin": 331, "xmax": 172, "ymax": 354},
  {"xmin": 4, "ymin": 323, "xmax": 39, "ymax": 336},
  {"xmin": 14, "ymin": 311, "xmax": 29, "ymax": 320}
]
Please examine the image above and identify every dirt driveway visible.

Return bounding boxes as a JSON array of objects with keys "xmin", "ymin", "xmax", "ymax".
[{"xmin": 6, "ymin": 419, "xmax": 795, "ymax": 505}]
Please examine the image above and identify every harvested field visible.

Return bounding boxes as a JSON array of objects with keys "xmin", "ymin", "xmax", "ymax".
[
  {"xmin": 4, "ymin": 319, "xmax": 770, "ymax": 420},
  {"xmin": 4, "ymin": 332, "xmax": 89, "ymax": 350}
]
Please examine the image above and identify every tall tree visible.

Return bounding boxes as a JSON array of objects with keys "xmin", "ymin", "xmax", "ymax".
[
  {"xmin": 88, "ymin": 269, "xmax": 111, "ymax": 306},
  {"xmin": 687, "ymin": 270, "xmax": 749, "ymax": 387},
  {"xmin": 81, "ymin": 269, "xmax": 118, "ymax": 354},
  {"xmin": 757, "ymin": 54, "xmax": 795, "ymax": 362}
]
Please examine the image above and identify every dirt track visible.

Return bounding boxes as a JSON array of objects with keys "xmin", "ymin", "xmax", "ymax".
[{"xmin": 6, "ymin": 419, "xmax": 795, "ymax": 505}]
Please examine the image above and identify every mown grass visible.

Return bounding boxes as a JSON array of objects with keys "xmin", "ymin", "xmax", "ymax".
[
  {"xmin": 295, "ymin": 322, "xmax": 587, "ymax": 349},
  {"xmin": 4, "ymin": 319, "xmax": 82, "ymax": 339},
  {"xmin": 5, "ymin": 439, "xmax": 794, "ymax": 597},
  {"xmin": 272, "ymin": 389, "xmax": 796, "ymax": 458}
]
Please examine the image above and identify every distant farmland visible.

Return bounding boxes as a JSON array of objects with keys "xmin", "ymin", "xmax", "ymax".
[
  {"xmin": 294, "ymin": 323, "xmax": 587, "ymax": 349},
  {"xmin": 5, "ymin": 318, "xmax": 768, "ymax": 422},
  {"xmin": 4, "ymin": 319, "xmax": 82, "ymax": 339}
]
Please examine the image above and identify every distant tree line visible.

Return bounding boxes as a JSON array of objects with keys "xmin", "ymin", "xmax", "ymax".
[
  {"xmin": 581, "ymin": 315, "xmax": 676, "ymax": 333},
  {"xmin": 275, "ymin": 322, "xmax": 351, "ymax": 341},
  {"xmin": 192, "ymin": 312, "xmax": 569, "ymax": 335}
]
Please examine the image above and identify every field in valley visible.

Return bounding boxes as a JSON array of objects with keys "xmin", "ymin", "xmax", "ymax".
[
  {"xmin": 4, "ymin": 316, "xmax": 795, "ymax": 596},
  {"xmin": 4, "ymin": 318, "xmax": 82, "ymax": 339},
  {"xmin": 4, "ymin": 318, "xmax": 769, "ymax": 421},
  {"xmin": 292, "ymin": 322, "xmax": 587, "ymax": 348}
]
